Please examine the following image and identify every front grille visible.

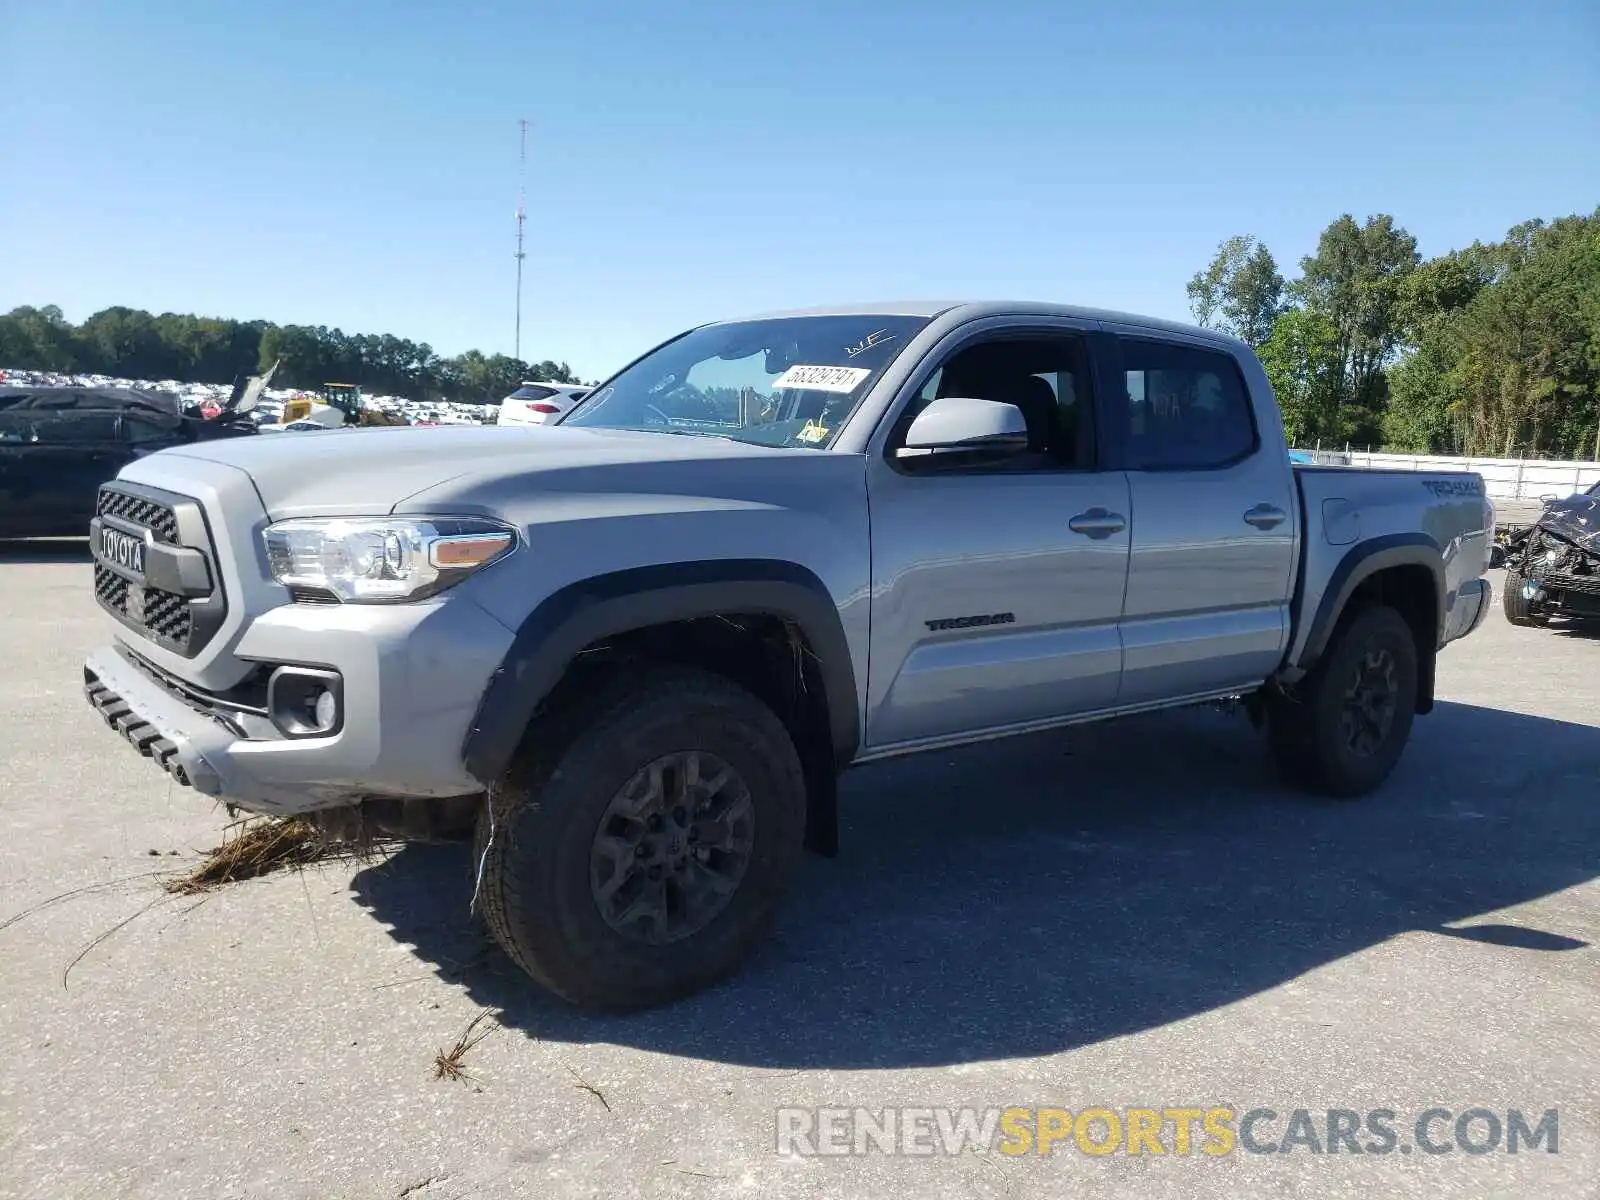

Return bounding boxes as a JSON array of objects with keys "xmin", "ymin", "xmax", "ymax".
[
  {"xmin": 95, "ymin": 562, "xmax": 129, "ymax": 610},
  {"xmin": 144, "ymin": 584, "xmax": 194, "ymax": 644},
  {"xmin": 97, "ymin": 489, "xmax": 179, "ymax": 544},
  {"xmin": 1545, "ymin": 571, "xmax": 1600, "ymax": 598},
  {"xmin": 94, "ymin": 483, "xmax": 226, "ymax": 657},
  {"xmin": 94, "ymin": 564, "xmax": 194, "ymax": 651}
]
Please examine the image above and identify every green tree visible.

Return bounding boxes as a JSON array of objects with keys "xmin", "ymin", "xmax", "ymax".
[
  {"xmin": 0, "ymin": 305, "xmax": 83, "ymax": 372},
  {"xmin": 1384, "ymin": 322, "xmax": 1466, "ymax": 452},
  {"xmin": 1257, "ymin": 309, "xmax": 1344, "ymax": 445},
  {"xmin": 1449, "ymin": 212, "xmax": 1600, "ymax": 456},
  {"xmin": 1290, "ymin": 213, "xmax": 1420, "ymax": 440},
  {"xmin": 1186, "ymin": 235, "xmax": 1284, "ymax": 348}
]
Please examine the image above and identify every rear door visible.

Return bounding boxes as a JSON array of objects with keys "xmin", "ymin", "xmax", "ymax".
[
  {"xmin": 28, "ymin": 411, "xmax": 129, "ymax": 534},
  {"xmin": 864, "ymin": 320, "xmax": 1131, "ymax": 749},
  {"xmin": 0, "ymin": 410, "xmax": 39, "ymax": 536},
  {"xmin": 1101, "ymin": 330, "xmax": 1298, "ymax": 705}
]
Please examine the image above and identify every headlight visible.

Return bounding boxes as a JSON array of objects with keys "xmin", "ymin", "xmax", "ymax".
[{"xmin": 263, "ymin": 517, "xmax": 516, "ymax": 603}]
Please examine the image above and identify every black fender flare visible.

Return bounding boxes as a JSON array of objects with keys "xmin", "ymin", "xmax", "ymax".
[
  {"xmin": 461, "ymin": 559, "xmax": 861, "ymax": 785},
  {"xmin": 1298, "ymin": 533, "xmax": 1445, "ymax": 671}
]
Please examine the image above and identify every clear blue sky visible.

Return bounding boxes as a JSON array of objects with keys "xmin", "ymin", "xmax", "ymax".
[{"xmin": 2, "ymin": 0, "xmax": 1596, "ymax": 380}]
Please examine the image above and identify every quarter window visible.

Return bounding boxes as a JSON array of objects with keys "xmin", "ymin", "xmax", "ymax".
[{"xmin": 123, "ymin": 415, "xmax": 178, "ymax": 444}]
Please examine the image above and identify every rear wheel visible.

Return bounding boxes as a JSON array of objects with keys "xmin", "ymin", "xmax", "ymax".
[
  {"xmin": 473, "ymin": 666, "xmax": 807, "ymax": 1010},
  {"xmin": 1501, "ymin": 569, "xmax": 1538, "ymax": 627},
  {"xmin": 1267, "ymin": 604, "xmax": 1419, "ymax": 798}
]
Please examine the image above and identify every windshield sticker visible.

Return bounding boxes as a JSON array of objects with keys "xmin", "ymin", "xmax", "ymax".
[
  {"xmin": 846, "ymin": 328, "xmax": 897, "ymax": 358},
  {"xmin": 770, "ymin": 364, "xmax": 872, "ymax": 393},
  {"xmin": 796, "ymin": 421, "xmax": 830, "ymax": 444}
]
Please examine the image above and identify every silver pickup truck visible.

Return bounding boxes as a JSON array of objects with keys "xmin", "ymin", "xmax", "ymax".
[{"xmin": 82, "ymin": 301, "xmax": 1494, "ymax": 1009}]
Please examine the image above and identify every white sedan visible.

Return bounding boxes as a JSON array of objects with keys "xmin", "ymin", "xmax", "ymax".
[{"xmin": 496, "ymin": 382, "xmax": 589, "ymax": 426}]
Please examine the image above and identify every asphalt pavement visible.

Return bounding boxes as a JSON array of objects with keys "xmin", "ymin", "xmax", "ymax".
[{"xmin": 1, "ymin": 539, "xmax": 1595, "ymax": 1200}]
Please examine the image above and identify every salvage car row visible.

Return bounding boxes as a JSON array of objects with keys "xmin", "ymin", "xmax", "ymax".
[{"xmin": 0, "ymin": 373, "xmax": 584, "ymax": 539}]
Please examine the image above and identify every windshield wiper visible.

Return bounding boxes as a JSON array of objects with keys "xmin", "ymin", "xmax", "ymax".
[{"xmin": 630, "ymin": 424, "xmax": 735, "ymax": 440}]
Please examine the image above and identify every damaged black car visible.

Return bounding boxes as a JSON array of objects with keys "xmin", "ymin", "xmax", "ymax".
[
  {"xmin": 0, "ymin": 383, "xmax": 261, "ymax": 540},
  {"xmin": 1501, "ymin": 482, "xmax": 1600, "ymax": 627}
]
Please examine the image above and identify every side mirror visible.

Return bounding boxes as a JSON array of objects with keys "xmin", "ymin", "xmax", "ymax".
[{"xmin": 895, "ymin": 396, "xmax": 1029, "ymax": 460}]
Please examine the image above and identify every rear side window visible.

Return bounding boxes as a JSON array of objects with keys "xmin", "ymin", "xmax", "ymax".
[
  {"xmin": 28, "ymin": 412, "xmax": 122, "ymax": 444},
  {"xmin": 1117, "ymin": 340, "xmax": 1257, "ymax": 470}
]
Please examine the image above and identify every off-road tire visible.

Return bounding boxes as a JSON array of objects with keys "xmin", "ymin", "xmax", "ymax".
[
  {"xmin": 1266, "ymin": 604, "xmax": 1419, "ymax": 799},
  {"xmin": 1501, "ymin": 569, "xmax": 1537, "ymax": 626},
  {"xmin": 473, "ymin": 666, "xmax": 807, "ymax": 1010}
]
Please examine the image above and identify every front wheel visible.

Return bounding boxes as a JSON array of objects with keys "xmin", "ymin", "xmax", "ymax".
[
  {"xmin": 1267, "ymin": 604, "xmax": 1419, "ymax": 798},
  {"xmin": 474, "ymin": 666, "xmax": 807, "ymax": 1010},
  {"xmin": 1501, "ymin": 569, "xmax": 1539, "ymax": 627}
]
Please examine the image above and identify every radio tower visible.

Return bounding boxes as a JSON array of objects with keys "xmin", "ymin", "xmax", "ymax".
[{"xmin": 514, "ymin": 118, "xmax": 528, "ymax": 364}]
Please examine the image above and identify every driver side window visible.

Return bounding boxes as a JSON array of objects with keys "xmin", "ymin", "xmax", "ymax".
[{"xmin": 892, "ymin": 334, "xmax": 1094, "ymax": 470}]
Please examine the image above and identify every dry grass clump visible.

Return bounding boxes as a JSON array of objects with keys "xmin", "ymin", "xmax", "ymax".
[
  {"xmin": 161, "ymin": 816, "xmax": 381, "ymax": 895},
  {"xmin": 432, "ymin": 1010, "xmax": 496, "ymax": 1082}
]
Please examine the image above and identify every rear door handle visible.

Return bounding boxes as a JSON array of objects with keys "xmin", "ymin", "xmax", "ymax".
[
  {"xmin": 1244, "ymin": 503, "xmax": 1287, "ymax": 530},
  {"xmin": 1068, "ymin": 507, "xmax": 1127, "ymax": 539}
]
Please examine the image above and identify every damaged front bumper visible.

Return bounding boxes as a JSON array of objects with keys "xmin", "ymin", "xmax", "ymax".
[
  {"xmin": 83, "ymin": 595, "xmax": 516, "ymax": 816},
  {"xmin": 1515, "ymin": 525, "xmax": 1600, "ymax": 617}
]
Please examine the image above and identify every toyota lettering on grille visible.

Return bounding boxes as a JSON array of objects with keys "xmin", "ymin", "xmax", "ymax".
[{"xmin": 100, "ymin": 526, "xmax": 147, "ymax": 580}]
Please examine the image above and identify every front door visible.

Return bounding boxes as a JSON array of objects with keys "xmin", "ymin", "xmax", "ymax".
[{"xmin": 864, "ymin": 328, "xmax": 1131, "ymax": 750}]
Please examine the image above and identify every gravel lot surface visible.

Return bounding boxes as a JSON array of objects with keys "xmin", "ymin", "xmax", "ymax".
[{"xmin": 2, "ymin": 540, "xmax": 1595, "ymax": 1200}]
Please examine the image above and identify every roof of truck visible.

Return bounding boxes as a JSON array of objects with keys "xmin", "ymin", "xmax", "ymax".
[{"xmin": 719, "ymin": 300, "xmax": 1240, "ymax": 346}]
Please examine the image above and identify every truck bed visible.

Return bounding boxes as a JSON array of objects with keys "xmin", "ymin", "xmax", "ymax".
[{"xmin": 1285, "ymin": 464, "xmax": 1494, "ymax": 669}]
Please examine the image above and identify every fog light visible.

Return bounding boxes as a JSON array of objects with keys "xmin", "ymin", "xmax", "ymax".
[
  {"xmin": 314, "ymin": 689, "xmax": 338, "ymax": 730},
  {"xmin": 1521, "ymin": 581, "xmax": 1545, "ymax": 603},
  {"xmin": 267, "ymin": 666, "xmax": 344, "ymax": 738}
]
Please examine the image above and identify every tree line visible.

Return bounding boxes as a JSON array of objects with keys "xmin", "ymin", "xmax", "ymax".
[
  {"xmin": 0, "ymin": 305, "xmax": 582, "ymax": 403},
  {"xmin": 7, "ymin": 207, "xmax": 1596, "ymax": 451},
  {"xmin": 1187, "ymin": 207, "xmax": 1600, "ymax": 459}
]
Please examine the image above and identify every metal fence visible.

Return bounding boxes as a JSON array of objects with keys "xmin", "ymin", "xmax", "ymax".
[{"xmin": 1289, "ymin": 449, "xmax": 1600, "ymax": 501}]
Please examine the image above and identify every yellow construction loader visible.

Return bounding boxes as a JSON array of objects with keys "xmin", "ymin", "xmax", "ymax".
[{"xmin": 278, "ymin": 383, "xmax": 408, "ymax": 429}]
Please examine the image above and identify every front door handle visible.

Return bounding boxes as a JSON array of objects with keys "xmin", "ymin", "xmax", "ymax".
[
  {"xmin": 1244, "ymin": 503, "xmax": 1287, "ymax": 530},
  {"xmin": 1068, "ymin": 507, "xmax": 1127, "ymax": 539}
]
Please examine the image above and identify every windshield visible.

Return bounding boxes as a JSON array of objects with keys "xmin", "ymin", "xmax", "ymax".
[{"xmin": 561, "ymin": 314, "xmax": 929, "ymax": 448}]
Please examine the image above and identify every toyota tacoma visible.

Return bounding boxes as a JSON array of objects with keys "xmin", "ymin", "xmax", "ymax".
[{"xmin": 82, "ymin": 301, "xmax": 1495, "ymax": 1009}]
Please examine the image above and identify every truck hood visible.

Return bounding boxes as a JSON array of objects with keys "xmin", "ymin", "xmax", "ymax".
[
  {"xmin": 152, "ymin": 423, "xmax": 817, "ymax": 519},
  {"xmin": 1537, "ymin": 492, "xmax": 1600, "ymax": 553}
]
